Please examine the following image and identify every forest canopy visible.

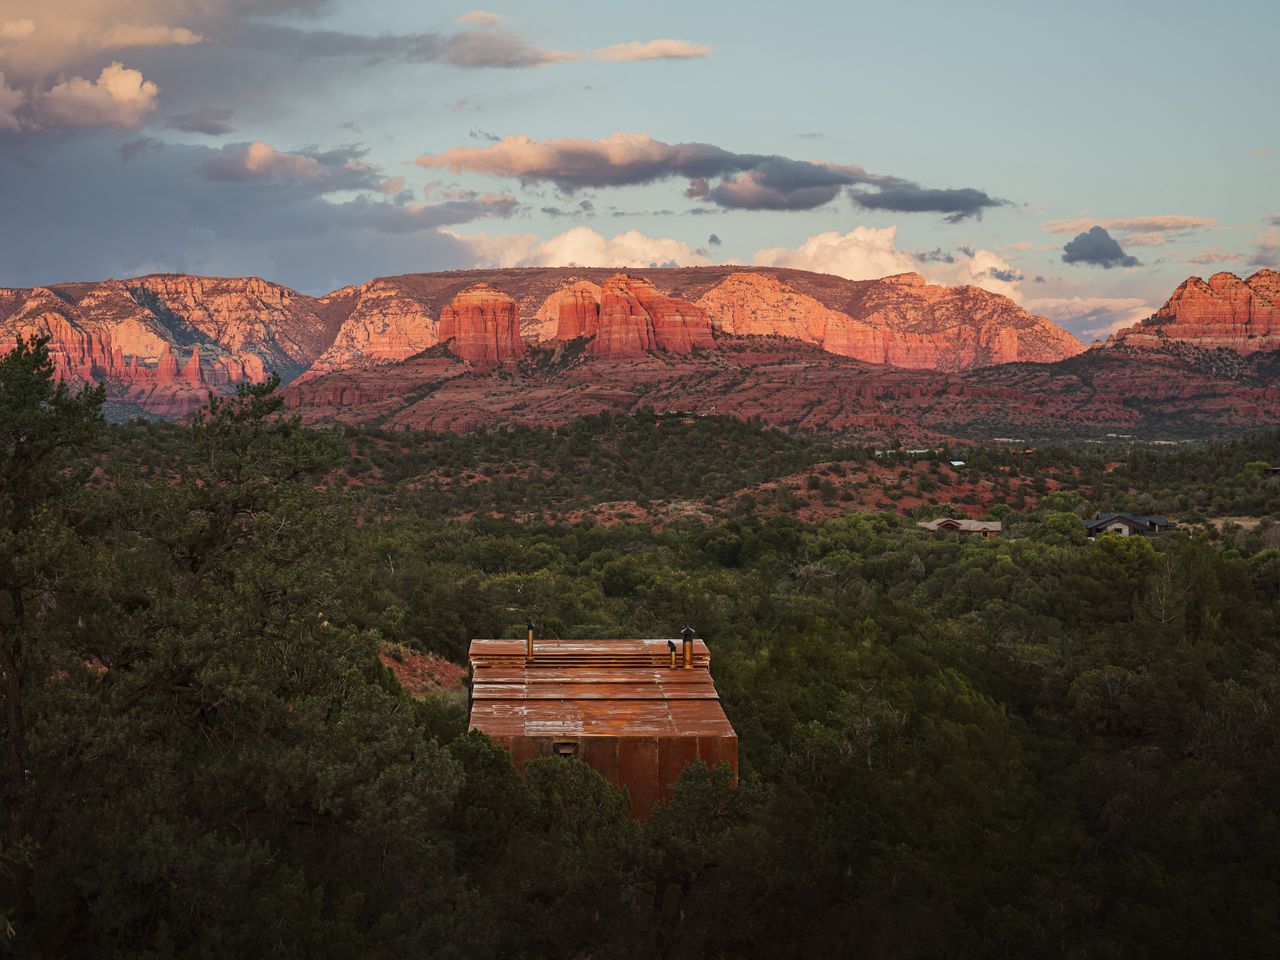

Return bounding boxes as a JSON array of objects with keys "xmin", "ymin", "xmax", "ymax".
[{"xmin": 2, "ymin": 338, "xmax": 1278, "ymax": 959}]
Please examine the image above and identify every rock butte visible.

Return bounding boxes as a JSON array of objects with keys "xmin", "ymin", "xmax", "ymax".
[
  {"xmin": 438, "ymin": 283, "xmax": 525, "ymax": 368},
  {"xmin": 1107, "ymin": 269, "xmax": 1280, "ymax": 354},
  {"xmin": 590, "ymin": 274, "xmax": 715, "ymax": 356}
]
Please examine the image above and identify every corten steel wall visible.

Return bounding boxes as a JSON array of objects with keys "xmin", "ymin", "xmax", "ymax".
[{"xmin": 467, "ymin": 639, "xmax": 738, "ymax": 819}]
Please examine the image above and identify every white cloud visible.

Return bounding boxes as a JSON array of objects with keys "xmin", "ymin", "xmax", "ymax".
[
  {"xmin": 96, "ymin": 24, "xmax": 205, "ymax": 49},
  {"xmin": 752, "ymin": 228, "xmax": 1030, "ymax": 300},
  {"xmin": 0, "ymin": 19, "xmax": 36, "ymax": 42},
  {"xmin": 446, "ymin": 225, "xmax": 712, "ymax": 269},
  {"xmin": 37, "ymin": 62, "xmax": 159, "ymax": 129},
  {"xmin": 594, "ymin": 39, "xmax": 711, "ymax": 62},
  {"xmin": 1025, "ymin": 297, "xmax": 1154, "ymax": 340},
  {"xmin": 457, "ymin": 10, "xmax": 504, "ymax": 25},
  {"xmin": 0, "ymin": 71, "xmax": 22, "ymax": 130},
  {"xmin": 927, "ymin": 249, "xmax": 1024, "ymax": 302},
  {"xmin": 751, "ymin": 227, "xmax": 918, "ymax": 281}
]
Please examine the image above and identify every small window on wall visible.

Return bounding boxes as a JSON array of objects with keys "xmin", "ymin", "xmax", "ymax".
[{"xmin": 553, "ymin": 741, "xmax": 578, "ymax": 758}]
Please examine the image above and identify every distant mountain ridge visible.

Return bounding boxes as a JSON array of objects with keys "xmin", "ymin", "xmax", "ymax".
[{"xmin": 0, "ymin": 265, "xmax": 1082, "ymax": 418}]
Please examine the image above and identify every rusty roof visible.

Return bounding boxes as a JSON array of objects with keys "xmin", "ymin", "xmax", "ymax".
[{"xmin": 467, "ymin": 638, "xmax": 736, "ymax": 739}]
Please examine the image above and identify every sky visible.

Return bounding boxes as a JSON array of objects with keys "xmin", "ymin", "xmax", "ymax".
[{"xmin": 1, "ymin": 0, "xmax": 1277, "ymax": 340}]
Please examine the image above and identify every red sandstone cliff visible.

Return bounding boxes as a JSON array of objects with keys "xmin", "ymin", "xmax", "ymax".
[
  {"xmin": 0, "ymin": 264, "xmax": 1108, "ymax": 420},
  {"xmin": 697, "ymin": 272, "xmax": 1083, "ymax": 370},
  {"xmin": 0, "ymin": 275, "xmax": 332, "ymax": 417},
  {"xmin": 438, "ymin": 284, "xmax": 525, "ymax": 368},
  {"xmin": 590, "ymin": 274, "xmax": 715, "ymax": 357},
  {"xmin": 304, "ymin": 278, "xmax": 438, "ymax": 378},
  {"xmin": 1108, "ymin": 270, "xmax": 1280, "ymax": 354}
]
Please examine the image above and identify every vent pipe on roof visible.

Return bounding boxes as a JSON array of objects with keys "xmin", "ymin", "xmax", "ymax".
[
  {"xmin": 681, "ymin": 626, "xmax": 695, "ymax": 670},
  {"xmin": 667, "ymin": 640, "xmax": 678, "ymax": 669},
  {"xmin": 525, "ymin": 619, "xmax": 535, "ymax": 664}
]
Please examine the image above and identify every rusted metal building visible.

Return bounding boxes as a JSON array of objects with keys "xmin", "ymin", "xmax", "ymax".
[{"xmin": 467, "ymin": 634, "xmax": 738, "ymax": 818}]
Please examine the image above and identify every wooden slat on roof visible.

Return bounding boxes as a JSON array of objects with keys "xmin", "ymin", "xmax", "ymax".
[{"xmin": 467, "ymin": 638, "xmax": 734, "ymax": 739}]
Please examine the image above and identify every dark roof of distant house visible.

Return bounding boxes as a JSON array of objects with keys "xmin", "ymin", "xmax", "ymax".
[
  {"xmin": 916, "ymin": 518, "xmax": 1001, "ymax": 533},
  {"xmin": 1085, "ymin": 512, "xmax": 1171, "ymax": 532}
]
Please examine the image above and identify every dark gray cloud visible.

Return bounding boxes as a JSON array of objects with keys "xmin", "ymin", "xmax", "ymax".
[
  {"xmin": 707, "ymin": 233, "xmax": 721, "ymax": 246},
  {"xmin": 985, "ymin": 267, "xmax": 1023, "ymax": 283},
  {"xmin": 166, "ymin": 108, "xmax": 235, "ymax": 136},
  {"xmin": 469, "ymin": 128, "xmax": 500, "ymax": 142},
  {"xmin": 915, "ymin": 247, "xmax": 956, "ymax": 264},
  {"xmin": 1034, "ymin": 275, "xmax": 1047, "ymax": 284},
  {"xmin": 1062, "ymin": 225, "xmax": 1141, "ymax": 268},
  {"xmin": 421, "ymin": 133, "xmax": 1006, "ymax": 216},
  {"xmin": 1268, "ymin": 214, "xmax": 1280, "ymax": 226},
  {"xmin": 120, "ymin": 137, "xmax": 165, "ymax": 162},
  {"xmin": 850, "ymin": 184, "xmax": 1008, "ymax": 222},
  {"xmin": 224, "ymin": 23, "xmax": 573, "ymax": 69},
  {"xmin": 708, "ymin": 157, "xmax": 868, "ymax": 211}
]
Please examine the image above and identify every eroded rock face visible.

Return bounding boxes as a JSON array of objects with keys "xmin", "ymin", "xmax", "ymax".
[
  {"xmin": 0, "ymin": 264, "xmax": 1095, "ymax": 420},
  {"xmin": 591, "ymin": 274, "xmax": 714, "ymax": 357},
  {"xmin": 438, "ymin": 284, "xmax": 526, "ymax": 368},
  {"xmin": 305, "ymin": 279, "xmax": 438, "ymax": 378},
  {"xmin": 1109, "ymin": 270, "xmax": 1280, "ymax": 353},
  {"xmin": 0, "ymin": 275, "xmax": 336, "ymax": 417},
  {"xmin": 699, "ymin": 271, "xmax": 1082, "ymax": 370},
  {"xmin": 544, "ymin": 281, "xmax": 603, "ymax": 341}
]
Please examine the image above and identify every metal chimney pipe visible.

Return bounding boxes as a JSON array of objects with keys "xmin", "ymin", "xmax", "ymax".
[
  {"xmin": 525, "ymin": 619, "xmax": 535, "ymax": 664},
  {"xmin": 681, "ymin": 626, "xmax": 695, "ymax": 670},
  {"xmin": 667, "ymin": 640, "xmax": 677, "ymax": 669}
]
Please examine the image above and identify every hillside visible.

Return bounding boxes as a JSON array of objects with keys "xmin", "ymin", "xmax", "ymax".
[{"xmin": 0, "ymin": 265, "xmax": 1082, "ymax": 419}]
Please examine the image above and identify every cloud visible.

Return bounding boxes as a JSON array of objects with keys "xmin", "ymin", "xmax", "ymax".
[
  {"xmin": 915, "ymin": 248, "xmax": 956, "ymax": 264},
  {"xmin": 377, "ymin": 175, "xmax": 406, "ymax": 196},
  {"xmin": 0, "ymin": 71, "xmax": 21, "ymax": 130},
  {"xmin": 754, "ymin": 229, "xmax": 1028, "ymax": 300},
  {"xmin": 0, "ymin": 19, "xmax": 35, "ymax": 42},
  {"xmin": 851, "ymin": 184, "xmax": 1008, "ymax": 223},
  {"xmin": 1043, "ymin": 215, "xmax": 1213, "ymax": 246},
  {"xmin": 708, "ymin": 233, "xmax": 721, "ymax": 246},
  {"xmin": 1026, "ymin": 297, "xmax": 1154, "ymax": 340},
  {"xmin": 419, "ymin": 132, "xmax": 767, "ymax": 189},
  {"xmin": 0, "ymin": 1, "xmax": 331, "ymax": 79},
  {"xmin": 1268, "ymin": 214, "xmax": 1280, "ymax": 226},
  {"xmin": 1186, "ymin": 247, "xmax": 1242, "ymax": 265},
  {"xmin": 751, "ymin": 227, "xmax": 918, "ymax": 280},
  {"xmin": 199, "ymin": 141, "xmax": 325, "ymax": 181},
  {"xmin": 96, "ymin": 24, "xmax": 205, "ymax": 49},
  {"xmin": 709, "ymin": 158, "xmax": 870, "ymax": 211},
  {"xmin": 439, "ymin": 29, "xmax": 577, "ymax": 68},
  {"xmin": 1062, "ymin": 226, "xmax": 1140, "ymax": 269},
  {"xmin": 418, "ymin": 132, "xmax": 1005, "ymax": 216},
  {"xmin": 922, "ymin": 248, "xmax": 1026, "ymax": 301},
  {"xmin": 229, "ymin": 23, "xmax": 575, "ymax": 69},
  {"xmin": 120, "ymin": 135, "xmax": 165, "ymax": 161},
  {"xmin": 458, "ymin": 11, "xmax": 504, "ymax": 25},
  {"xmin": 37, "ymin": 62, "xmax": 160, "ymax": 129},
  {"xmin": 446, "ymin": 225, "xmax": 712, "ymax": 269},
  {"xmin": 0, "ymin": 134, "xmax": 515, "ymax": 292},
  {"xmin": 166, "ymin": 107, "xmax": 235, "ymax": 135},
  {"xmin": 594, "ymin": 39, "xmax": 711, "ymax": 62},
  {"xmin": 1251, "ymin": 228, "xmax": 1280, "ymax": 268}
]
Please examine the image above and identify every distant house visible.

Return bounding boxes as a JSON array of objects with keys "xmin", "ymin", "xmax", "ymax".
[
  {"xmin": 917, "ymin": 517, "xmax": 1002, "ymax": 540},
  {"xmin": 1084, "ymin": 512, "xmax": 1174, "ymax": 538}
]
